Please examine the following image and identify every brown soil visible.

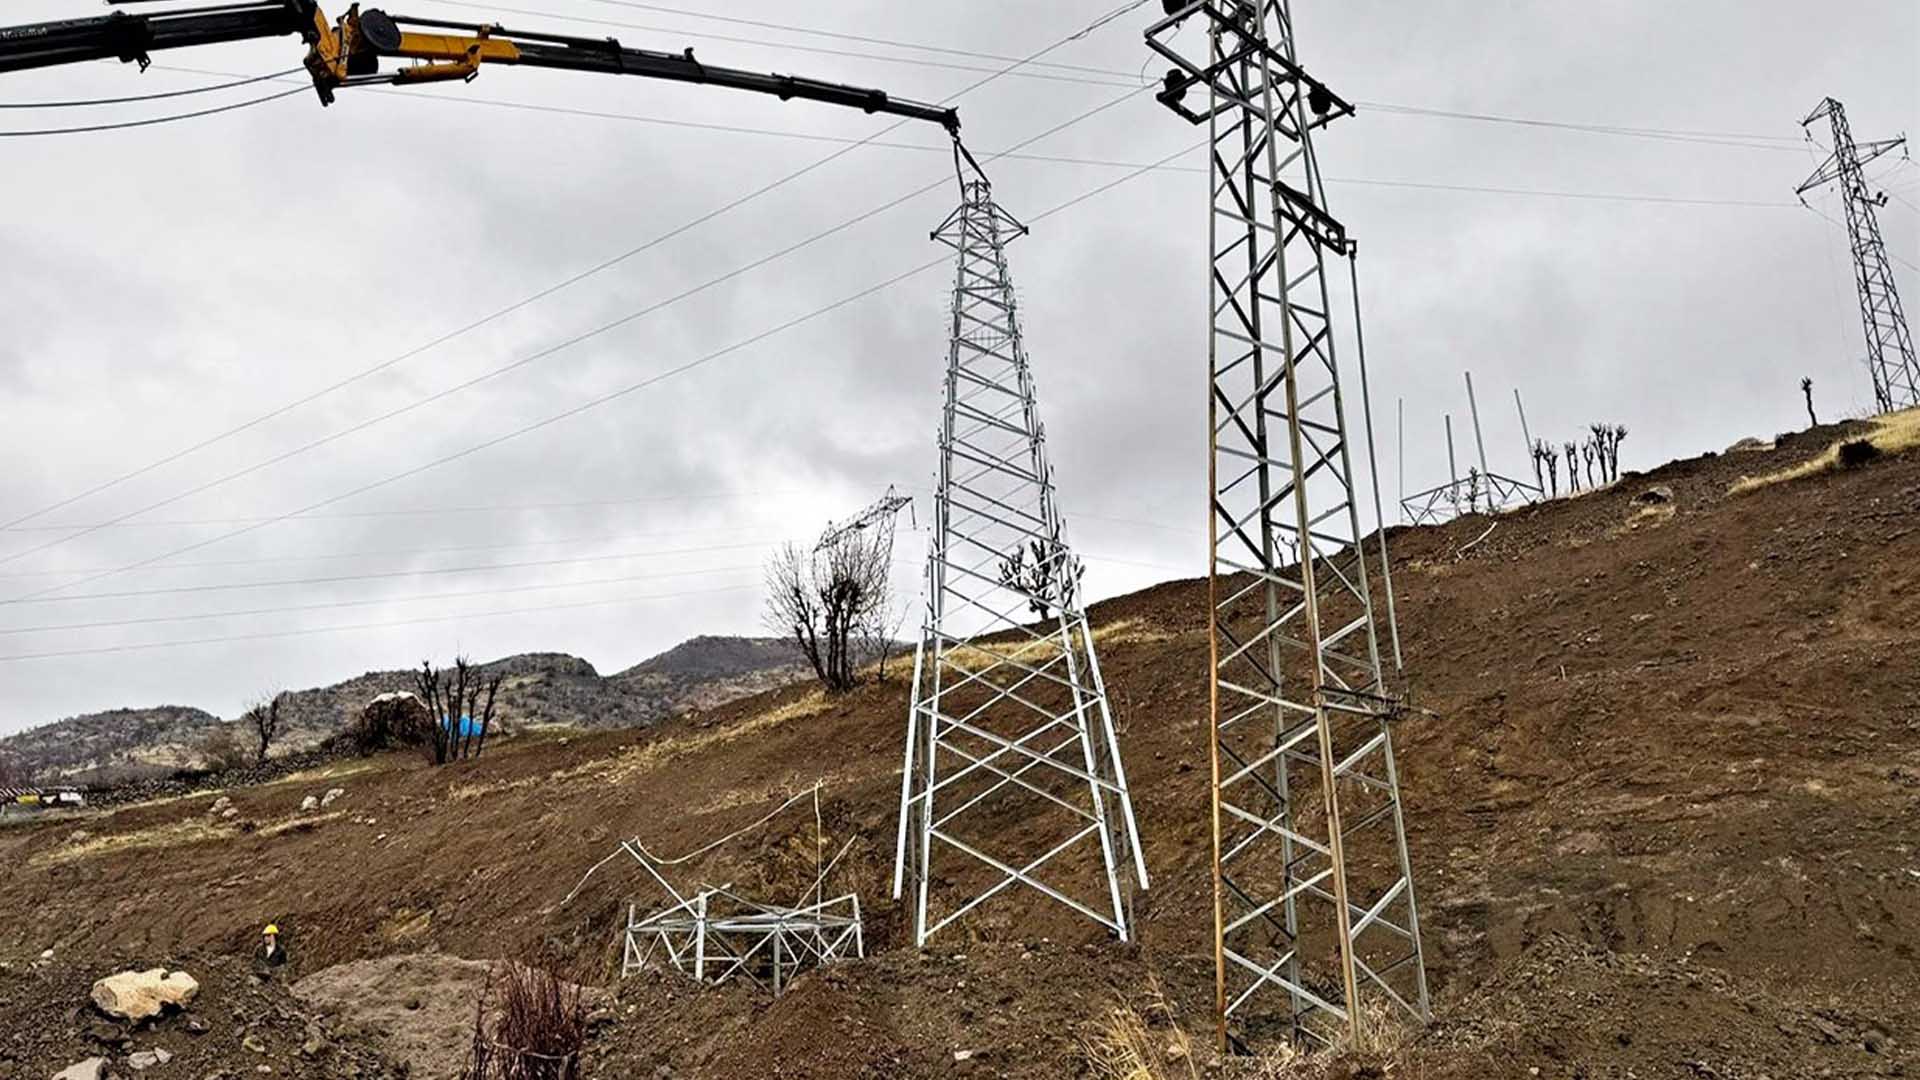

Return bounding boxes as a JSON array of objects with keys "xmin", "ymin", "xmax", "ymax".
[
  {"xmin": 0, "ymin": 953, "xmax": 407, "ymax": 1079},
  {"xmin": 0, "ymin": 421, "xmax": 1915, "ymax": 1079}
]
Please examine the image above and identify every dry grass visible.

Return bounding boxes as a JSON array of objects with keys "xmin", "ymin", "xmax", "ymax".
[
  {"xmin": 1081, "ymin": 994, "xmax": 1417, "ymax": 1080},
  {"xmin": 1093, "ymin": 618, "xmax": 1180, "ymax": 647},
  {"xmin": 33, "ymin": 818, "xmax": 234, "ymax": 867},
  {"xmin": 1729, "ymin": 407, "xmax": 1920, "ymax": 495},
  {"xmin": 554, "ymin": 691, "xmax": 830, "ymax": 787},
  {"xmin": 256, "ymin": 810, "xmax": 347, "ymax": 838},
  {"xmin": 1082, "ymin": 980, "xmax": 1201, "ymax": 1080},
  {"xmin": 261, "ymin": 758, "xmax": 382, "ymax": 789}
]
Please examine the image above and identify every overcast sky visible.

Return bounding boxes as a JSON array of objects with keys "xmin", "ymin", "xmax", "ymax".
[{"xmin": 1, "ymin": 0, "xmax": 1914, "ymax": 733}]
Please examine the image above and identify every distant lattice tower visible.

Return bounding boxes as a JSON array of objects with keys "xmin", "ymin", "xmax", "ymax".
[
  {"xmin": 1145, "ymin": 0, "xmax": 1428, "ymax": 1052},
  {"xmin": 1798, "ymin": 98, "xmax": 1917, "ymax": 412},
  {"xmin": 892, "ymin": 146, "xmax": 1148, "ymax": 947}
]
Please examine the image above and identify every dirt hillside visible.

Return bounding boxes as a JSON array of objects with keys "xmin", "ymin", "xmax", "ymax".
[{"xmin": 0, "ymin": 421, "xmax": 1914, "ymax": 1079}]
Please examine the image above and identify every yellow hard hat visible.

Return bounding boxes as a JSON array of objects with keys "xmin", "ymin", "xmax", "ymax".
[{"xmin": 263, "ymin": 924, "xmax": 279, "ymax": 936}]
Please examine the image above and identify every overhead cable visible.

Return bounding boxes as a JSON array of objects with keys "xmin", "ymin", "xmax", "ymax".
[
  {"xmin": 0, "ymin": 68, "xmax": 304, "ymax": 109},
  {"xmin": 9, "ymin": 127, "xmax": 1195, "ymax": 606},
  {"xmin": 0, "ymin": 0, "xmax": 1153, "ymax": 539},
  {"xmin": 0, "ymin": 86, "xmax": 304, "ymax": 137}
]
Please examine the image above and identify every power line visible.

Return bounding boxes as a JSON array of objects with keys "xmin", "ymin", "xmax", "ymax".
[
  {"xmin": 0, "ymin": 86, "xmax": 305, "ymax": 137},
  {"xmin": 10, "ymin": 127, "xmax": 1195, "ymax": 609},
  {"xmin": 0, "ymin": 565, "xmax": 764, "ymax": 634},
  {"xmin": 0, "ymin": 83, "xmax": 1150, "ymax": 582},
  {"xmin": 191, "ymin": 79, "xmax": 1802, "ymax": 209},
  {"xmin": 0, "ymin": 489, "xmax": 785, "ymax": 534},
  {"xmin": 0, "ymin": 540, "xmax": 778, "ymax": 606},
  {"xmin": 0, "ymin": 68, "xmax": 304, "ymax": 109},
  {"xmin": 1356, "ymin": 101, "xmax": 1805, "ymax": 153},
  {"xmin": 1805, "ymin": 202, "xmax": 1920, "ymax": 274},
  {"xmin": 0, "ymin": 583, "xmax": 766, "ymax": 663},
  {"xmin": 0, "ymin": 525, "xmax": 788, "ymax": 579},
  {"xmin": 411, "ymin": 0, "xmax": 1142, "ymax": 89},
  {"xmin": 0, "ymin": 0, "xmax": 1149, "ymax": 542},
  {"xmin": 568, "ymin": 0, "xmax": 1146, "ymax": 80},
  {"xmin": 435, "ymin": 0, "xmax": 1812, "ymax": 153}
]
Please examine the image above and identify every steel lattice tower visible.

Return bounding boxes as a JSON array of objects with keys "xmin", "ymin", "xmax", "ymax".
[
  {"xmin": 1798, "ymin": 98, "xmax": 1917, "ymax": 412},
  {"xmin": 892, "ymin": 148, "xmax": 1148, "ymax": 947},
  {"xmin": 1145, "ymin": 0, "xmax": 1428, "ymax": 1050}
]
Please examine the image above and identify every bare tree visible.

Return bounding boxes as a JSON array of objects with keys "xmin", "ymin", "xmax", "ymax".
[
  {"xmin": 1534, "ymin": 439, "xmax": 1560, "ymax": 497},
  {"xmin": 414, "ymin": 658, "xmax": 500, "ymax": 765},
  {"xmin": 1608, "ymin": 424, "xmax": 1628, "ymax": 481},
  {"xmin": 1564, "ymin": 442, "xmax": 1581, "ymax": 492},
  {"xmin": 416, "ymin": 661, "xmax": 451, "ymax": 766},
  {"xmin": 997, "ymin": 523, "xmax": 1082, "ymax": 623},
  {"xmin": 1581, "ymin": 438, "xmax": 1598, "ymax": 488},
  {"xmin": 244, "ymin": 693, "xmax": 284, "ymax": 766},
  {"xmin": 764, "ymin": 528, "xmax": 892, "ymax": 694},
  {"xmin": 1802, "ymin": 377, "xmax": 1817, "ymax": 427}
]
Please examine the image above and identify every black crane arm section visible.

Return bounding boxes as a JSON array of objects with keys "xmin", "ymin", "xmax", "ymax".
[{"xmin": 0, "ymin": 1, "xmax": 960, "ymax": 132}]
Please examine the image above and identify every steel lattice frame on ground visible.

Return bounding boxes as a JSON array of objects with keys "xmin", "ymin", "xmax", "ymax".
[
  {"xmin": 1399, "ymin": 472, "xmax": 1542, "ymax": 527},
  {"xmin": 1145, "ymin": 0, "xmax": 1428, "ymax": 1051},
  {"xmin": 622, "ymin": 888, "xmax": 864, "ymax": 995},
  {"xmin": 892, "ymin": 146, "xmax": 1148, "ymax": 947},
  {"xmin": 1798, "ymin": 98, "xmax": 1917, "ymax": 412}
]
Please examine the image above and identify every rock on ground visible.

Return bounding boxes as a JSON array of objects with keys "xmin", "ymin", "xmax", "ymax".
[{"xmin": 90, "ymin": 969, "xmax": 199, "ymax": 1022}]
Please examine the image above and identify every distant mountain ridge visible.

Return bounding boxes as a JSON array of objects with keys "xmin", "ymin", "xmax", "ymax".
[{"xmin": 0, "ymin": 635, "xmax": 809, "ymax": 786}]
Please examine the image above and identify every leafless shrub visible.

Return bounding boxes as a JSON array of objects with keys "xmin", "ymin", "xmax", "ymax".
[
  {"xmin": 1838, "ymin": 437, "xmax": 1881, "ymax": 468},
  {"xmin": 763, "ymin": 528, "xmax": 892, "ymax": 694},
  {"xmin": 464, "ymin": 962, "xmax": 588, "ymax": 1080}
]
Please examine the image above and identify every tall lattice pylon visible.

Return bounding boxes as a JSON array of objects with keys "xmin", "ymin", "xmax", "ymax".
[
  {"xmin": 1798, "ymin": 98, "xmax": 1917, "ymax": 413},
  {"xmin": 1145, "ymin": 1, "xmax": 1428, "ymax": 1051},
  {"xmin": 892, "ymin": 146, "xmax": 1147, "ymax": 947}
]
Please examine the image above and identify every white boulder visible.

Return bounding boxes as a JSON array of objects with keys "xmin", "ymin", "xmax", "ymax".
[{"xmin": 90, "ymin": 968, "xmax": 199, "ymax": 1022}]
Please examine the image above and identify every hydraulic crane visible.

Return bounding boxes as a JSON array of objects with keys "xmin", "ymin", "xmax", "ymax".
[{"xmin": 0, "ymin": 0, "xmax": 959, "ymax": 129}]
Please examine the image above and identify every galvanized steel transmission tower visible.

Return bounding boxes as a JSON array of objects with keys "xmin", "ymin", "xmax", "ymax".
[
  {"xmin": 893, "ymin": 146, "xmax": 1148, "ymax": 946},
  {"xmin": 1797, "ymin": 98, "xmax": 1917, "ymax": 413},
  {"xmin": 1144, "ymin": 0, "xmax": 1427, "ymax": 1050}
]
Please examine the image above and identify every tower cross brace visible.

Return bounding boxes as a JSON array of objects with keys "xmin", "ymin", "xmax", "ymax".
[
  {"xmin": 1145, "ymin": 0, "xmax": 1428, "ymax": 1051},
  {"xmin": 892, "ymin": 146, "xmax": 1147, "ymax": 947}
]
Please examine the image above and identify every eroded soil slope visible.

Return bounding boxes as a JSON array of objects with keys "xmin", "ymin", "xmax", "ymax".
[{"xmin": 0, "ymin": 424, "xmax": 1914, "ymax": 1079}]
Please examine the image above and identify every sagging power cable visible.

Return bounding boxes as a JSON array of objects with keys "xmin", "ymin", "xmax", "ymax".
[
  {"xmin": 0, "ymin": 86, "xmax": 305, "ymax": 137},
  {"xmin": 0, "ymin": 0, "xmax": 1154, "ymax": 543},
  {"xmin": 9, "ymin": 122, "xmax": 1194, "ymax": 610},
  {"xmin": 0, "ymin": 67, "xmax": 304, "ymax": 108}
]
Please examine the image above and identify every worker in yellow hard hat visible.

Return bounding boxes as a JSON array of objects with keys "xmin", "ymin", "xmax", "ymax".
[{"xmin": 256, "ymin": 923, "xmax": 286, "ymax": 972}]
